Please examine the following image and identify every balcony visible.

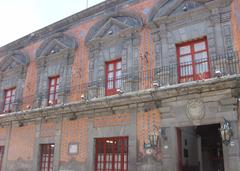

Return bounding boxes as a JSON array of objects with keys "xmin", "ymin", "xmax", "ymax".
[{"xmin": 0, "ymin": 52, "xmax": 239, "ymax": 114}]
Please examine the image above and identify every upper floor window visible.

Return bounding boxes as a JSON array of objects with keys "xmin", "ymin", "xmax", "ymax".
[
  {"xmin": 3, "ymin": 88, "xmax": 16, "ymax": 112},
  {"xmin": 48, "ymin": 76, "xmax": 60, "ymax": 105},
  {"xmin": 95, "ymin": 137, "xmax": 128, "ymax": 171},
  {"xmin": 105, "ymin": 59, "xmax": 122, "ymax": 96},
  {"xmin": 176, "ymin": 37, "xmax": 210, "ymax": 83}
]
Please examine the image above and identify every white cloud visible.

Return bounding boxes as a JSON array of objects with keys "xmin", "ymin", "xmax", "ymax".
[{"xmin": 0, "ymin": 0, "xmax": 105, "ymax": 47}]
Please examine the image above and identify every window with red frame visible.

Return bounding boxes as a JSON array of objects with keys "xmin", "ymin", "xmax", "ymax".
[
  {"xmin": 176, "ymin": 37, "xmax": 210, "ymax": 83},
  {"xmin": 0, "ymin": 146, "xmax": 4, "ymax": 171},
  {"xmin": 95, "ymin": 137, "xmax": 128, "ymax": 171},
  {"xmin": 3, "ymin": 88, "xmax": 16, "ymax": 112},
  {"xmin": 39, "ymin": 144, "xmax": 54, "ymax": 171},
  {"xmin": 48, "ymin": 76, "xmax": 59, "ymax": 105},
  {"xmin": 105, "ymin": 59, "xmax": 122, "ymax": 96}
]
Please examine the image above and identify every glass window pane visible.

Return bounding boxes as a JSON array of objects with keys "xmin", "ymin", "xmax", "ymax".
[
  {"xmin": 5, "ymin": 98, "xmax": 10, "ymax": 103},
  {"xmin": 181, "ymin": 65, "xmax": 193, "ymax": 76},
  {"xmin": 56, "ymin": 78, "xmax": 60, "ymax": 84},
  {"xmin": 195, "ymin": 52, "xmax": 208, "ymax": 62},
  {"xmin": 115, "ymin": 80, "xmax": 122, "ymax": 89},
  {"xmin": 50, "ymin": 79, "xmax": 55, "ymax": 86},
  {"xmin": 117, "ymin": 62, "xmax": 121, "ymax": 69},
  {"xmin": 196, "ymin": 62, "xmax": 208, "ymax": 74},
  {"xmin": 108, "ymin": 64, "xmax": 113, "ymax": 71},
  {"xmin": 180, "ymin": 46, "xmax": 191, "ymax": 55},
  {"xmin": 194, "ymin": 41, "xmax": 206, "ymax": 52},
  {"xmin": 108, "ymin": 72, "xmax": 113, "ymax": 80},
  {"xmin": 108, "ymin": 81, "xmax": 113, "ymax": 89},
  {"xmin": 116, "ymin": 71, "xmax": 122, "ymax": 79},
  {"xmin": 4, "ymin": 105, "xmax": 9, "ymax": 111},
  {"xmin": 12, "ymin": 89, "xmax": 16, "ymax": 96},
  {"xmin": 6, "ymin": 91, "xmax": 11, "ymax": 97},
  {"xmin": 180, "ymin": 55, "xmax": 192, "ymax": 64}
]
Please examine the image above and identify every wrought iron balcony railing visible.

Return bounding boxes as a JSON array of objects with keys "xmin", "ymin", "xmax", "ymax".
[{"xmin": 0, "ymin": 52, "xmax": 239, "ymax": 114}]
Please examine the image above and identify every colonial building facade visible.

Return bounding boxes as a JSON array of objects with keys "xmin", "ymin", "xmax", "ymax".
[{"xmin": 0, "ymin": 0, "xmax": 239, "ymax": 171}]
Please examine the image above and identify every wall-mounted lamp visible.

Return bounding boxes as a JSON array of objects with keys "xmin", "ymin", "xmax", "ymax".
[
  {"xmin": 69, "ymin": 113, "xmax": 77, "ymax": 121},
  {"xmin": 18, "ymin": 121, "xmax": 24, "ymax": 127},
  {"xmin": 81, "ymin": 94, "xmax": 89, "ymax": 102},
  {"xmin": 220, "ymin": 118, "xmax": 233, "ymax": 145},
  {"xmin": 144, "ymin": 126, "xmax": 168, "ymax": 151},
  {"xmin": 152, "ymin": 81, "xmax": 160, "ymax": 88},
  {"xmin": 116, "ymin": 88, "xmax": 124, "ymax": 95},
  {"xmin": 215, "ymin": 70, "xmax": 222, "ymax": 78}
]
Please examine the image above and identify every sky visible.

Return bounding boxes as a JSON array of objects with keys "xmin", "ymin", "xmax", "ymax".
[{"xmin": 0, "ymin": 0, "xmax": 105, "ymax": 47}]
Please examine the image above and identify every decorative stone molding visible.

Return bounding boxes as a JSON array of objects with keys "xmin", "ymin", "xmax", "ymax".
[
  {"xmin": 148, "ymin": 0, "xmax": 215, "ymax": 24},
  {"xmin": 35, "ymin": 33, "xmax": 76, "ymax": 107},
  {"xmin": 0, "ymin": 51, "xmax": 29, "ymax": 76},
  {"xmin": 85, "ymin": 11, "xmax": 143, "ymax": 44},
  {"xmin": 186, "ymin": 99, "xmax": 205, "ymax": 125},
  {"xmin": 36, "ymin": 32, "xmax": 77, "ymax": 58}
]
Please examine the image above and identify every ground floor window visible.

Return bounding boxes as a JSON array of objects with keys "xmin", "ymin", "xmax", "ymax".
[
  {"xmin": 40, "ymin": 144, "xmax": 55, "ymax": 171},
  {"xmin": 0, "ymin": 146, "xmax": 4, "ymax": 171},
  {"xmin": 95, "ymin": 136, "xmax": 128, "ymax": 171}
]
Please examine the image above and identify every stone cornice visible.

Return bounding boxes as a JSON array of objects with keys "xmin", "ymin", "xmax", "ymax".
[{"xmin": 0, "ymin": 75, "xmax": 239, "ymax": 126}]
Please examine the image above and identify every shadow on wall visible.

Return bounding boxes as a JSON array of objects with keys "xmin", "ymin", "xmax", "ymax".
[
  {"xmin": 7, "ymin": 158, "xmax": 33, "ymax": 171},
  {"xmin": 137, "ymin": 155, "xmax": 162, "ymax": 171}
]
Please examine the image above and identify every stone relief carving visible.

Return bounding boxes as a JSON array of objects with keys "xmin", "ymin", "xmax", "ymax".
[
  {"xmin": 0, "ymin": 51, "xmax": 29, "ymax": 73},
  {"xmin": 85, "ymin": 12, "xmax": 143, "ymax": 43},
  {"xmin": 148, "ymin": 0, "xmax": 213, "ymax": 22},
  {"xmin": 186, "ymin": 99, "xmax": 205, "ymax": 125},
  {"xmin": 36, "ymin": 32, "xmax": 77, "ymax": 58}
]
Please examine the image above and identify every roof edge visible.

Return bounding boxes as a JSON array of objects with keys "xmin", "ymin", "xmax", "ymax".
[{"xmin": 0, "ymin": 0, "xmax": 134, "ymax": 56}]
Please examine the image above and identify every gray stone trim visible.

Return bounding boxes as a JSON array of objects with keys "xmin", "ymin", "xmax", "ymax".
[
  {"xmin": 85, "ymin": 11, "xmax": 143, "ymax": 44},
  {"xmin": 36, "ymin": 33, "xmax": 77, "ymax": 58},
  {"xmin": 33, "ymin": 119, "xmax": 41, "ymax": 171},
  {"xmin": 36, "ymin": 48, "xmax": 74, "ymax": 107},
  {"xmin": 53, "ymin": 116, "xmax": 62, "ymax": 171},
  {"xmin": 0, "ymin": 74, "xmax": 239, "ymax": 125}
]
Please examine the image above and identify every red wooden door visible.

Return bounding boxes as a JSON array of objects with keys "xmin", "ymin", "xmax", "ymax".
[
  {"xmin": 176, "ymin": 128, "xmax": 183, "ymax": 171},
  {"xmin": 40, "ymin": 144, "xmax": 55, "ymax": 171},
  {"xmin": 95, "ymin": 136, "xmax": 128, "ymax": 171}
]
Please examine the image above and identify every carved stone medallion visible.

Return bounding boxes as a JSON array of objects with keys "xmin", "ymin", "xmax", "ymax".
[{"xmin": 186, "ymin": 99, "xmax": 205, "ymax": 125}]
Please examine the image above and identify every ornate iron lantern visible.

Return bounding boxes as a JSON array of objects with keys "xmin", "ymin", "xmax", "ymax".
[
  {"xmin": 220, "ymin": 119, "xmax": 233, "ymax": 145},
  {"xmin": 144, "ymin": 126, "xmax": 166, "ymax": 151}
]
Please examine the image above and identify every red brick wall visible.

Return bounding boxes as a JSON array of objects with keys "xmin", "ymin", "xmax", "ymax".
[
  {"xmin": 67, "ymin": 19, "xmax": 98, "ymax": 101},
  {"xmin": 40, "ymin": 121, "xmax": 56, "ymax": 138},
  {"xmin": 21, "ymin": 42, "xmax": 42, "ymax": 110},
  {"xmin": 60, "ymin": 118, "xmax": 88, "ymax": 163},
  {"xmin": 8, "ymin": 124, "xmax": 35, "ymax": 161},
  {"xmin": 0, "ymin": 128, "xmax": 7, "ymax": 142},
  {"xmin": 231, "ymin": 0, "xmax": 240, "ymax": 53},
  {"xmin": 93, "ymin": 113, "xmax": 131, "ymax": 128},
  {"xmin": 136, "ymin": 109, "xmax": 160, "ymax": 159}
]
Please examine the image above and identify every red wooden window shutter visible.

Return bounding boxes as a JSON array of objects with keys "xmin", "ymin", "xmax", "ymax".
[
  {"xmin": 105, "ymin": 59, "xmax": 122, "ymax": 96},
  {"xmin": 48, "ymin": 76, "xmax": 60, "ymax": 105},
  {"xmin": 3, "ymin": 88, "xmax": 16, "ymax": 113},
  {"xmin": 176, "ymin": 37, "xmax": 210, "ymax": 83}
]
